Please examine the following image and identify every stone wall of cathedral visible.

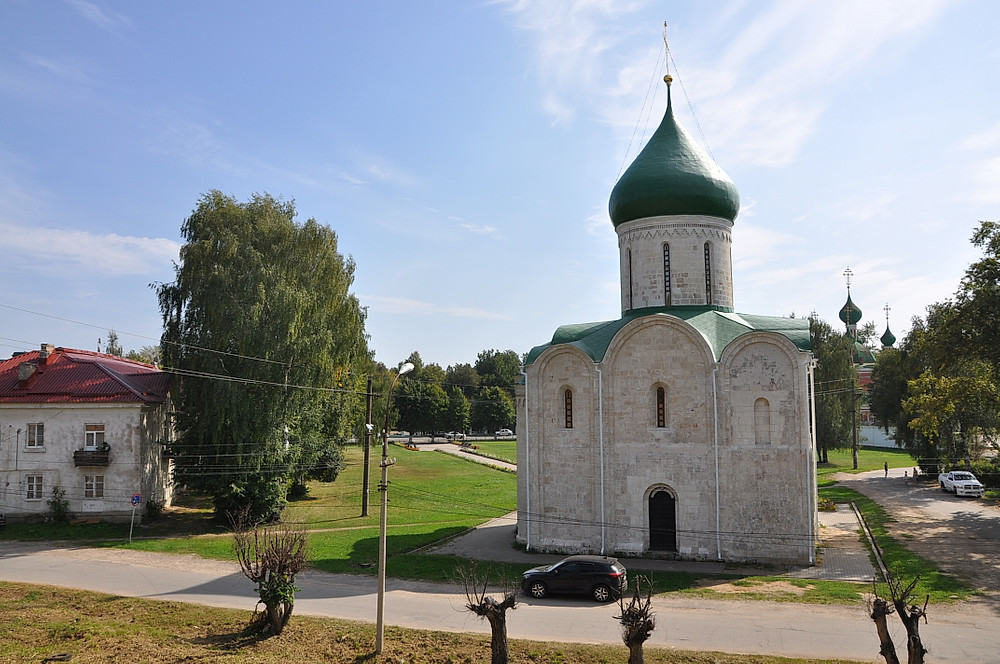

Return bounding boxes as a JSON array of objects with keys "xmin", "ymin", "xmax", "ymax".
[
  {"xmin": 517, "ymin": 318, "xmax": 815, "ymax": 565},
  {"xmin": 617, "ymin": 215, "xmax": 734, "ymax": 312}
]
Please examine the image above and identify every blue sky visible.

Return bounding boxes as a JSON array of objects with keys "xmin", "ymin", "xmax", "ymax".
[{"xmin": 1, "ymin": 0, "xmax": 997, "ymax": 369}]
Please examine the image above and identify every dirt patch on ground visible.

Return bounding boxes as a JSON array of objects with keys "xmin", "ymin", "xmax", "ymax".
[{"xmin": 695, "ymin": 578, "xmax": 812, "ymax": 596}]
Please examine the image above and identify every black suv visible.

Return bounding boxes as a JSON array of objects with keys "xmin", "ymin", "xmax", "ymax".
[{"xmin": 521, "ymin": 555, "xmax": 627, "ymax": 602}]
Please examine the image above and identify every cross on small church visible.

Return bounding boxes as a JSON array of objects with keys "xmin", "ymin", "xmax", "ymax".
[{"xmin": 843, "ymin": 267, "xmax": 853, "ymax": 291}]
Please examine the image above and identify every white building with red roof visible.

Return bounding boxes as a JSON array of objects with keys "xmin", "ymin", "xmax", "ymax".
[{"xmin": 0, "ymin": 343, "xmax": 174, "ymax": 522}]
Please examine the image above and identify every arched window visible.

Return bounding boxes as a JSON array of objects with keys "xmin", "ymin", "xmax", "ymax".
[
  {"xmin": 704, "ymin": 242, "xmax": 713, "ymax": 305},
  {"xmin": 754, "ymin": 397, "xmax": 771, "ymax": 445},
  {"xmin": 655, "ymin": 386, "xmax": 666, "ymax": 428},
  {"xmin": 662, "ymin": 243, "xmax": 671, "ymax": 305},
  {"xmin": 564, "ymin": 389, "xmax": 574, "ymax": 429}
]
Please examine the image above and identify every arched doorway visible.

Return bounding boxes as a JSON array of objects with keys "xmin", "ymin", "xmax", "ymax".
[{"xmin": 648, "ymin": 489, "xmax": 677, "ymax": 552}]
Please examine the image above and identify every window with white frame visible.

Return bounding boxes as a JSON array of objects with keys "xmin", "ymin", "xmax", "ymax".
[
  {"xmin": 85, "ymin": 423, "xmax": 105, "ymax": 450},
  {"xmin": 27, "ymin": 423, "xmax": 44, "ymax": 448},
  {"xmin": 26, "ymin": 474, "xmax": 43, "ymax": 500},
  {"xmin": 85, "ymin": 475, "xmax": 104, "ymax": 499}
]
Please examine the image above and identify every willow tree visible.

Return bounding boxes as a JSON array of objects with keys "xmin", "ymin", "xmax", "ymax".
[{"xmin": 157, "ymin": 191, "xmax": 369, "ymax": 521}]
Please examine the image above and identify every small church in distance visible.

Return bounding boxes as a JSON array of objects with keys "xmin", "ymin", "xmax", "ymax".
[{"xmin": 515, "ymin": 74, "xmax": 817, "ymax": 565}]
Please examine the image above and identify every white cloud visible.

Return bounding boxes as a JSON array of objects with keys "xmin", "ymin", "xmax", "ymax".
[
  {"xmin": 0, "ymin": 221, "xmax": 180, "ymax": 276},
  {"xmin": 65, "ymin": 0, "xmax": 134, "ymax": 33},
  {"xmin": 459, "ymin": 222, "xmax": 501, "ymax": 237},
  {"xmin": 837, "ymin": 193, "xmax": 898, "ymax": 223},
  {"xmin": 503, "ymin": 0, "xmax": 948, "ymax": 166},
  {"xmin": 960, "ymin": 121, "xmax": 1000, "ymax": 151},
  {"xmin": 732, "ymin": 221, "xmax": 800, "ymax": 271},
  {"xmin": 20, "ymin": 53, "xmax": 91, "ymax": 83},
  {"xmin": 361, "ymin": 295, "xmax": 512, "ymax": 320}
]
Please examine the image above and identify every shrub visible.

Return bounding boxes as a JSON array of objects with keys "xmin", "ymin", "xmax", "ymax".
[{"xmin": 47, "ymin": 486, "xmax": 71, "ymax": 522}]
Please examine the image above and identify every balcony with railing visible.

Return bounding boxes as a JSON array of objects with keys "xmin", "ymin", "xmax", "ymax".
[{"xmin": 73, "ymin": 445, "xmax": 110, "ymax": 467}]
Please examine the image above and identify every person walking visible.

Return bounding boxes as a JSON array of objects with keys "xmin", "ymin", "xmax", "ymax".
[{"xmin": 884, "ymin": 461, "xmax": 888, "ymax": 477}]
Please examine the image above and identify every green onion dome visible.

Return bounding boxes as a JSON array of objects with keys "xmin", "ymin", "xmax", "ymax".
[
  {"xmin": 880, "ymin": 325, "xmax": 896, "ymax": 347},
  {"xmin": 839, "ymin": 294, "xmax": 863, "ymax": 326},
  {"xmin": 609, "ymin": 78, "xmax": 740, "ymax": 228}
]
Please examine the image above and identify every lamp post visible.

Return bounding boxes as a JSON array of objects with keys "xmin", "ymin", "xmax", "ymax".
[{"xmin": 376, "ymin": 361, "xmax": 414, "ymax": 654}]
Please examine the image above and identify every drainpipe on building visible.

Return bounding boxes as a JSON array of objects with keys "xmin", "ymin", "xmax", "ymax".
[
  {"xmin": 807, "ymin": 358, "xmax": 818, "ymax": 564},
  {"xmin": 519, "ymin": 367, "xmax": 531, "ymax": 552},
  {"xmin": 712, "ymin": 364, "xmax": 722, "ymax": 561},
  {"xmin": 595, "ymin": 366, "xmax": 605, "ymax": 555}
]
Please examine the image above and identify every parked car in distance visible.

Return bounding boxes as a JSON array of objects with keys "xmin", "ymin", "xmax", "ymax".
[
  {"xmin": 444, "ymin": 432, "xmax": 465, "ymax": 441},
  {"xmin": 495, "ymin": 428, "xmax": 514, "ymax": 437},
  {"xmin": 938, "ymin": 470, "xmax": 985, "ymax": 497},
  {"xmin": 521, "ymin": 555, "xmax": 627, "ymax": 602},
  {"xmin": 0, "ymin": 513, "xmax": 5, "ymax": 528}
]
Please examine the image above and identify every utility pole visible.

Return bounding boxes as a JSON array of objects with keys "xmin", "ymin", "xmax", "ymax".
[
  {"xmin": 852, "ymin": 378, "xmax": 859, "ymax": 470},
  {"xmin": 361, "ymin": 376, "xmax": 374, "ymax": 517},
  {"xmin": 376, "ymin": 362, "xmax": 413, "ymax": 655}
]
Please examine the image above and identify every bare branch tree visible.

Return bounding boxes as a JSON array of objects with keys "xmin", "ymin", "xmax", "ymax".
[
  {"xmin": 615, "ymin": 575, "xmax": 656, "ymax": 664},
  {"xmin": 867, "ymin": 571, "xmax": 929, "ymax": 664},
  {"xmin": 233, "ymin": 512, "xmax": 308, "ymax": 636},
  {"xmin": 458, "ymin": 563, "xmax": 518, "ymax": 664}
]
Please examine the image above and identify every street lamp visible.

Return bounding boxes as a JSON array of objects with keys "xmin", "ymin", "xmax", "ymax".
[{"xmin": 376, "ymin": 361, "xmax": 414, "ymax": 654}]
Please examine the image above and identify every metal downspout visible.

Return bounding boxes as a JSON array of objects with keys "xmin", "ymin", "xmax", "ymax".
[
  {"xmin": 520, "ymin": 367, "xmax": 531, "ymax": 552},
  {"xmin": 713, "ymin": 364, "xmax": 722, "ymax": 560},
  {"xmin": 596, "ymin": 366, "xmax": 605, "ymax": 555},
  {"xmin": 808, "ymin": 359, "xmax": 818, "ymax": 564}
]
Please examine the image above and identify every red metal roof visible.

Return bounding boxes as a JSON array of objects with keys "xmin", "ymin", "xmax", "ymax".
[{"xmin": 0, "ymin": 346, "xmax": 170, "ymax": 404}]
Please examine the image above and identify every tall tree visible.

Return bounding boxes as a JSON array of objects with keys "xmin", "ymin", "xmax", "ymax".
[
  {"xmin": 125, "ymin": 345, "xmax": 162, "ymax": 365},
  {"xmin": 475, "ymin": 349, "xmax": 521, "ymax": 396},
  {"xmin": 395, "ymin": 379, "xmax": 448, "ymax": 436},
  {"xmin": 810, "ymin": 317, "xmax": 856, "ymax": 464},
  {"xmin": 446, "ymin": 362, "xmax": 480, "ymax": 398},
  {"xmin": 869, "ymin": 346, "xmax": 911, "ymax": 434},
  {"xmin": 104, "ymin": 329, "xmax": 123, "ymax": 357},
  {"xmin": 472, "ymin": 386, "xmax": 515, "ymax": 434},
  {"xmin": 903, "ymin": 359, "xmax": 1000, "ymax": 468},
  {"xmin": 157, "ymin": 191, "xmax": 368, "ymax": 521},
  {"xmin": 444, "ymin": 386, "xmax": 471, "ymax": 433}
]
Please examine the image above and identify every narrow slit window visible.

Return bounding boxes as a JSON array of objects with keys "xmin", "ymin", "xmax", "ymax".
[
  {"xmin": 656, "ymin": 386, "xmax": 666, "ymax": 428},
  {"xmin": 663, "ymin": 243, "xmax": 671, "ymax": 305},
  {"xmin": 704, "ymin": 242, "xmax": 713, "ymax": 305},
  {"xmin": 627, "ymin": 249, "xmax": 633, "ymax": 309},
  {"xmin": 564, "ymin": 389, "xmax": 574, "ymax": 429}
]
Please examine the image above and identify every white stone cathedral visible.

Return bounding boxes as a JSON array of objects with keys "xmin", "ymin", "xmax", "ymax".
[{"xmin": 515, "ymin": 77, "xmax": 817, "ymax": 565}]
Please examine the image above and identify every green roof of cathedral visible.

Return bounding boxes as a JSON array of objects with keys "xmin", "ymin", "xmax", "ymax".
[
  {"xmin": 525, "ymin": 306, "xmax": 811, "ymax": 365},
  {"xmin": 608, "ymin": 82, "xmax": 740, "ymax": 227}
]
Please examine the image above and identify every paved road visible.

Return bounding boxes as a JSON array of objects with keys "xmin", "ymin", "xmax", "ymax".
[
  {"xmin": 836, "ymin": 468, "xmax": 1000, "ymax": 594},
  {"xmin": 2, "ymin": 540, "xmax": 999, "ymax": 662}
]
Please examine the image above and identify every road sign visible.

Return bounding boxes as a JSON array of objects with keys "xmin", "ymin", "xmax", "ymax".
[{"xmin": 131, "ymin": 493, "xmax": 142, "ymax": 506}]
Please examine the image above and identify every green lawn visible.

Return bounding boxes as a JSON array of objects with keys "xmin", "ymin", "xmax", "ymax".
[
  {"xmin": 463, "ymin": 439, "xmax": 517, "ymax": 464},
  {"xmin": 119, "ymin": 445, "xmax": 518, "ymax": 578},
  {"xmin": 816, "ymin": 446, "xmax": 914, "ymax": 481}
]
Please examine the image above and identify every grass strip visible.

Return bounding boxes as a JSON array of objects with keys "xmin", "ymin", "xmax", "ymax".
[{"xmin": 0, "ymin": 580, "xmax": 866, "ymax": 664}]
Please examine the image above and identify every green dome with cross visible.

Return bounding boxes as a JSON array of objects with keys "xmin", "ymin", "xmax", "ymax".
[{"xmin": 609, "ymin": 79, "xmax": 740, "ymax": 227}]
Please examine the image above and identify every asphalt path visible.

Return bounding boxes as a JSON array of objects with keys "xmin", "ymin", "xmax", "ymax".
[
  {"xmin": 2, "ymin": 540, "xmax": 1000, "ymax": 662},
  {"xmin": 836, "ymin": 467, "xmax": 1000, "ymax": 595}
]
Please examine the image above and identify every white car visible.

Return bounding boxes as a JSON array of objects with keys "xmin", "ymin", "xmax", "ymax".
[
  {"xmin": 495, "ymin": 429, "xmax": 514, "ymax": 437},
  {"xmin": 445, "ymin": 432, "xmax": 465, "ymax": 441}
]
